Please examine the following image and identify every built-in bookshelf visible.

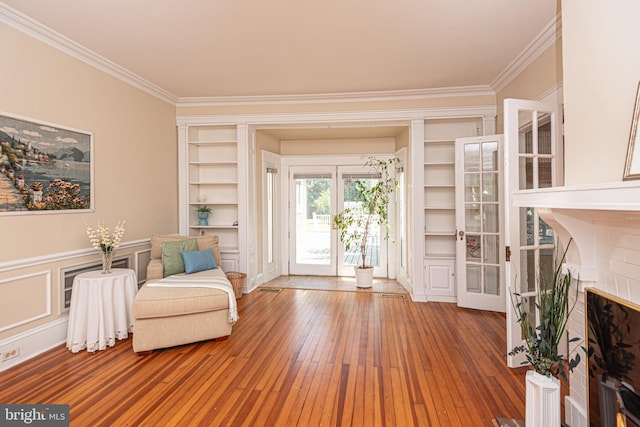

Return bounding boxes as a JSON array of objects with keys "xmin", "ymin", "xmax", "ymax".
[
  {"xmin": 181, "ymin": 124, "xmax": 241, "ymax": 270},
  {"xmin": 423, "ymin": 118, "xmax": 482, "ymax": 301}
]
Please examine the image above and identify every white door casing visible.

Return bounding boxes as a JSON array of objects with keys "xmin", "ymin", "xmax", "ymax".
[{"xmin": 287, "ymin": 162, "xmax": 391, "ymax": 277}]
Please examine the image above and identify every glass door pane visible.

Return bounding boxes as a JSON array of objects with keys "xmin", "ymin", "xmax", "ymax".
[
  {"xmin": 341, "ymin": 174, "xmax": 380, "ymax": 268},
  {"xmin": 337, "ymin": 167, "xmax": 388, "ymax": 277},
  {"xmin": 455, "ymin": 136, "xmax": 504, "ymax": 312},
  {"xmin": 289, "ymin": 167, "xmax": 336, "ymax": 276}
]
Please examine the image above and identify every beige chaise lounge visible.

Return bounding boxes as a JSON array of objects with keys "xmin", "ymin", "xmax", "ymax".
[{"xmin": 132, "ymin": 235, "xmax": 236, "ymax": 354}]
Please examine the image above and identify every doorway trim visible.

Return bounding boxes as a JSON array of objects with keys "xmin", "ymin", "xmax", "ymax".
[{"xmin": 179, "ymin": 106, "xmax": 497, "ymax": 296}]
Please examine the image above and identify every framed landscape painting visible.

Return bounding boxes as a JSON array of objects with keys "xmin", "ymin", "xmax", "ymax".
[{"xmin": 0, "ymin": 112, "xmax": 93, "ymax": 214}]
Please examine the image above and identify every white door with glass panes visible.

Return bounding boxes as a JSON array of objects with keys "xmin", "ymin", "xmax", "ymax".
[
  {"xmin": 503, "ymin": 99, "xmax": 563, "ymax": 368},
  {"xmin": 455, "ymin": 135, "xmax": 505, "ymax": 312},
  {"xmin": 289, "ymin": 167, "xmax": 338, "ymax": 276},
  {"xmin": 288, "ymin": 165, "xmax": 389, "ymax": 277}
]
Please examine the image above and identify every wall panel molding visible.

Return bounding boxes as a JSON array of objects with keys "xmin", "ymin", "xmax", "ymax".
[
  {"xmin": 0, "ymin": 239, "xmax": 150, "ymax": 272},
  {"xmin": 0, "ymin": 271, "xmax": 51, "ymax": 333}
]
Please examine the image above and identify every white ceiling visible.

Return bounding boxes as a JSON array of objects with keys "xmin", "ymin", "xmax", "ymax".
[{"xmin": 2, "ymin": 0, "xmax": 558, "ymax": 100}]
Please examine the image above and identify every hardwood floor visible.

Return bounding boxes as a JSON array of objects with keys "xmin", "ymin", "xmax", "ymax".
[{"xmin": 0, "ymin": 284, "xmax": 527, "ymax": 426}]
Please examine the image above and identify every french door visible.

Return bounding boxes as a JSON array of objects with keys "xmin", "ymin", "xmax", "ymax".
[
  {"xmin": 504, "ymin": 99, "xmax": 563, "ymax": 368},
  {"xmin": 288, "ymin": 165, "xmax": 388, "ymax": 277},
  {"xmin": 455, "ymin": 135, "xmax": 506, "ymax": 312}
]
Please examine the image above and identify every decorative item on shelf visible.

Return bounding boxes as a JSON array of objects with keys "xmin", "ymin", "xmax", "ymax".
[
  {"xmin": 508, "ymin": 238, "xmax": 584, "ymax": 427},
  {"xmin": 85, "ymin": 220, "xmax": 126, "ymax": 274},
  {"xmin": 197, "ymin": 195, "xmax": 208, "ymax": 203},
  {"xmin": 197, "ymin": 205, "xmax": 212, "ymax": 226},
  {"xmin": 333, "ymin": 156, "xmax": 400, "ymax": 288}
]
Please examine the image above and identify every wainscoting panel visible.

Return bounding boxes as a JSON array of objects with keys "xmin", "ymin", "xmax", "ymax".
[{"xmin": 0, "ymin": 271, "xmax": 50, "ymax": 333}]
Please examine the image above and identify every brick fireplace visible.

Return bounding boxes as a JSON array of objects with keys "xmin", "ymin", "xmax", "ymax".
[{"xmin": 512, "ymin": 180, "xmax": 640, "ymax": 427}]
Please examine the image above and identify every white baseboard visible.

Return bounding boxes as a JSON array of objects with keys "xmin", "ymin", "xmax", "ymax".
[
  {"xmin": 565, "ymin": 395, "xmax": 587, "ymax": 427},
  {"xmin": 427, "ymin": 295, "xmax": 457, "ymax": 303},
  {"xmin": 0, "ymin": 316, "xmax": 68, "ymax": 372}
]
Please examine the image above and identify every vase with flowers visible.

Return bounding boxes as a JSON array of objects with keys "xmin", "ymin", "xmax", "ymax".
[{"xmin": 85, "ymin": 220, "xmax": 126, "ymax": 274}]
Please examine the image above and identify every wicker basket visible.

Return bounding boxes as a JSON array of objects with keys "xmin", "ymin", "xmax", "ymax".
[{"xmin": 226, "ymin": 271, "xmax": 246, "ymax": 299}]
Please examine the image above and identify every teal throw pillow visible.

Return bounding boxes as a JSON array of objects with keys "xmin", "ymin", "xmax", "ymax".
[
  {"xmin": 181, "ymin": 249, "xmax": 218, "ymax": 274},
  {"xmin": 162, "ymin": 239, "xmax": 198, "ymax": 277}
]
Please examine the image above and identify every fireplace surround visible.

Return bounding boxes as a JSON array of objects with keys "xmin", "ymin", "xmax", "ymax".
[{"xmin": 512, "ymin": 180, "xmax": 640, "ymax": 427}]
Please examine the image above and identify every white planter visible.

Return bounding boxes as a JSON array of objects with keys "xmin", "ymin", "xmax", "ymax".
[
  {"xmin": 525, "ymin": 370, "xmax": 561, "ymax": 427},
  {"xmin": 354, "ymin": 266, "xmax": 374, "ymax": 288}
]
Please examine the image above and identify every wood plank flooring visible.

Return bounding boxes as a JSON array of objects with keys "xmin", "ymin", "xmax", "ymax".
[{"xmin": 0, "ymin": 284, "xmax": 527, "ymax": 426}]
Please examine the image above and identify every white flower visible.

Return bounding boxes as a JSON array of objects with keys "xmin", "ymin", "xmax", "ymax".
[{"xmin": 85, "ymin": 220, "xmax": 126, "ymax": 253}]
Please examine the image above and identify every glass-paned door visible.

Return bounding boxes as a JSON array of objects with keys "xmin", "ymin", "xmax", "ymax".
[
  {"xmin": 337, "ymin": 168, "xmax": 388, "ymax": 277},
  {"xmin": 455, "ymin": 135, "xmax": 505, "ymax": 312},
  {"xmin": 289, "ymin": 165, "xmax": 389, "ymax": 277},
  {"xmin": 289, "ymin": 167, "xmax": 337, "ymax": 276},
  {"xmin": 504, "ymin": 99, "xmax": 563, "ymax": 368}
]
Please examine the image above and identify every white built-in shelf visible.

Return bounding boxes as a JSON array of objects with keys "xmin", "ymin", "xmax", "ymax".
[
  {"xmin": 189, "ymin": 202, "xmax": 238, "ymax": 206},
  {"xmin": 190, "ymin": 225, "xmax": 239, "ymax": 229},
  {"xmin": 188, "ymin": 140, "xmax": 236, "ymax": 145},
  {"xmin": 424, "ymin": 253, "xmax": 456, "ymax": 259},
  {"xmin": 189, "ymin": 161, "xmax": 237, "ymax": 165},
  {"xmin": 189, "ymin": 180, "xmax": 239, "ymax": 185},
  {"xmin": 424, "ymin": 207, "xmax": 455, "ymax": 211},
  {"xmin": 425, "ymin": 231, "xmax": 455, "ymax": 236},
  {"xmin": 424, "ymin": 163, "xmax": 454, "ymax": 167}
]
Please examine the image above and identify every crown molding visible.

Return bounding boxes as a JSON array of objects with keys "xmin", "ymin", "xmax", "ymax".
[
  {"xmin": 0, "ymin": 2, "xmax": 178, "ymax": 105},
  {"xmin": 1, "ymin": 0, "xmax": 555, "ymax": 108},
  {"xmin": 491, "ymin": 14, "xmax": 562, "ymax": 93},
  {"xmin": 176, "ymin": 85, "xmax": 496, "ymax": 107},
  {"xmin": 176, "ymin": 105, "xmax": 498, "ymax": 127}
]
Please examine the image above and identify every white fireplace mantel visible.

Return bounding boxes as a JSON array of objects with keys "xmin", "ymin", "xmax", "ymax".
[{"xmin": 512, "ymin": 181, "xmax": 640, "ymax": 284}]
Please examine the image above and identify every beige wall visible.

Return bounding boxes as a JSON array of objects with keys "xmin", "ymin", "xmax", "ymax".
[
  {"xmin": 281, "ymin": 137, "xmax": 396, "ymax": 156},
  {"xmin": 562, "ymin": 0, "xmax": 640, "ymax": 185},
  {"xmin": 0, "ymin": 24, "xmax": 177, "ymax": 339},
  {"xmin": 496, "ymin": 38, "xmax": 564, "ymax": 132}
]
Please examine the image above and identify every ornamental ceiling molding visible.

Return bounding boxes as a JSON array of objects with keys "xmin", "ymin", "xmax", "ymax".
[
  {"xmin": 0, "ymin": 2, "xmax": 178, "ymax": 105},
  {"xmin": 1, "ymin": 2, "xmax": 560, "ymax": 108}
]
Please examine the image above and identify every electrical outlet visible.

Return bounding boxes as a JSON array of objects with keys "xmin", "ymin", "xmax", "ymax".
[{"xmin": 1, "ymin": 347, "xmax": 19, "ymax": 362}]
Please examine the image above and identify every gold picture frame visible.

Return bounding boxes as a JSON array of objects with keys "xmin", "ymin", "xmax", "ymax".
[{"xmin": 623, "ymin": 81, "xmax": 640, "ymax": 180}]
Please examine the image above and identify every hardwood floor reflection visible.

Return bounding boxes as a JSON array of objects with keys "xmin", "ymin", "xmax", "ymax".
[{"xmin": 261, "ymin": 274, "xmax": 408, "ymax": 294}]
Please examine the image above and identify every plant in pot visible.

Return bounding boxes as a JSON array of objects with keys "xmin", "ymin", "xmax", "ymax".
[
  {"xmin": 333, "ymin": 156, "xmax": 399, "ymax": 288},
  {"xmin": 508, "ymin": 238, "xmax": 583, "ymax": 426},
  {"xmin": 197, "ymin": 205, "xmax": 212, "ymax": 226}
]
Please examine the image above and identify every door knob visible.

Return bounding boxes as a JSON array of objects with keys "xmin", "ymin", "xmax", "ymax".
[{"xmin": 458, "ymin": 230, "xmax": 464, "ymax": 241}]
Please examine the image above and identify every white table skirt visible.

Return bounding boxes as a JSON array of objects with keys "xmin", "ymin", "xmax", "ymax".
[{"xmin": 66, "ymin": 268, "xmax": 138, "ymax": 353}]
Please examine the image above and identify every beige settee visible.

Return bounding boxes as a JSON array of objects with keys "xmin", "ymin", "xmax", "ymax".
[{"xmin": 132, "ymin": 235, "xmax": 236, "ymax": 354}]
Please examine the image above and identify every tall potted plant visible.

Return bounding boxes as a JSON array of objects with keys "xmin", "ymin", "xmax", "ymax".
[
  {"xmin": 508, "ymin": 238, "xmax": 583, "ymax": 426},
  {"xmin": 333, "ymin": 156, "xmax": 399, "ymax": 288}
]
